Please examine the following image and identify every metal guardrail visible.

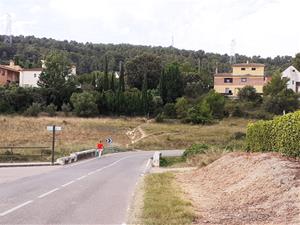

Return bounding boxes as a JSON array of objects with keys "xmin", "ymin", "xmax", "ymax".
[{"xmin": 0, "ymin": 146, "xmax": 51, "ymax": 162}]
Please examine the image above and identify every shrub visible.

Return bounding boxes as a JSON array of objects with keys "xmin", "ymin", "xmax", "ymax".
[
  {"xmin": 61, "ymin": 103, "xmax": 72, "ymax": 116},
  {"xmin": 183, "ymin": 143, "xmax": 209, "ymax": 158},
  {"xmin": 246, "ymin": 110, "xmax": 300, "ymax": 157},
  {"xmin": 163, "ymin": 103, "xmax": 176, "ymax": 118},
  {"xmin": 70, "ymin": 91, "xmax": 99, "ymax": 117},
  {"xmin": 186, "ymin": 101, "xmax": 213, "ymax": 124},
  {"xmin": 175, "ymin": 97, "xmax": 189, "ymax": 119},
  {"xmin": 238, "ymin": 85, "xmax": 262, "ymax": 103},
  {"xmin": 45, "ymin": 103, "xmax": 57, "ymax": 117},
  {"xmin": 204, "ymin": 90, "xmax": 225, "ymax": 119},
  {"xmin": 23, "ymin": 103, "xmax": 42, "ymax": 117},
  {"xmin": 155, "ymin": 113, "xmax": 165, "ymax": 123}
]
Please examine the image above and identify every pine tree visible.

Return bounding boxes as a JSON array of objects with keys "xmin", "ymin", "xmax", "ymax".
[
  {"xmin": 142, "ymin": 73, "xmax": 149, "ymax": 115},
  {"xmin": 110, "ymin": 71, "xmax": 115, "ymax": 92},
  {"xmin": 103, "ymin": 56, "xmax": 109, "ymax": 91},
  {"xmin": 118, "ymin": 61, "xmax": 125, "ymax": 92}
]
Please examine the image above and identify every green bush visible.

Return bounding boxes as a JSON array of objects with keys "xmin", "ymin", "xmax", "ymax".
[
  {"xmin": 183, "ymin": 143, "xmax": 209, "ymax": 158},
  {"xmin": 155, "ymin": 113, "xmax": 165, "ymax": 123},
  {"xmin": 70, "ymin": 91, "xmax": 99, "ymax": 117},
  {"xmin": 61, "ymin": 103, "xmax": 72, "ymax": 116},
  {"xmin": 246, "ymin": 111, "xmax": 300, "ymax": 157},
  {"xmin": 23, "ymin": 103, "xmax": 42, "ymax": 117},
  {"xmin": 45, "ymin": 103, "xmax": 57, "ymax": 117},
  {"xmin": 163, "ymin": 103, "xmax": 176, "ymax": 118},
  {"xmin": 186, "ymin": 101, "xmax": 213, "ymax": 124}
]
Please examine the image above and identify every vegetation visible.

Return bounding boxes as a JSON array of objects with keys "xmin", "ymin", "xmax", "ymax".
[
  {"xmin": 143, "ymin": 173, "xmax": 195, "ymax": 225},
  {"xmin": 246, "ymin": 110, "xmax": 300, "ymax": 157}
]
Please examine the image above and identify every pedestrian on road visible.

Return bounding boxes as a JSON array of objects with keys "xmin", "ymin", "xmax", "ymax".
[{"xmin": 97, "ymin": 140, "xmax": 104, "ymax": 158}]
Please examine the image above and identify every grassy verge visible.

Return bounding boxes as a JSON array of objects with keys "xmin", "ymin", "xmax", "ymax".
[{"xmin": 143, "ymin": 172, "xmax": 195, "ymax": 225}]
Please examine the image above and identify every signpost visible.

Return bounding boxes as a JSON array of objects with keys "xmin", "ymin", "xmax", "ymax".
[
  {"xmin": 106, "ymin": 138, "xmax": 113, "ymax": 144},
  {"xmin": 47, "ymin": 125, "xmax": 62, "ymax": 165}
]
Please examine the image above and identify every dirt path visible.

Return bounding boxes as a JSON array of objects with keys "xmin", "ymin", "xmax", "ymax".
[
  {"xmin": 177, "ymin": 152, "xmax": 300, "ymax": 225},
  {"xmin": 126, "ymin": 125, "xmax": 148, "ymax": 144}
]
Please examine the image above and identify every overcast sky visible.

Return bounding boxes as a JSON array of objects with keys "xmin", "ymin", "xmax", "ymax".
[{"xmin": 0, "ymin": 0, "xmax": 299, "ymax": 57}]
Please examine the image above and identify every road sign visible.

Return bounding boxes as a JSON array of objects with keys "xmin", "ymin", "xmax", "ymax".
[
  {"xmin": 106, "ymin": 138, "xmax": 113, "ymax": 144},
  {"xmin": 47, "ymin": 126, "xmax": 62, "ymax": 131}
]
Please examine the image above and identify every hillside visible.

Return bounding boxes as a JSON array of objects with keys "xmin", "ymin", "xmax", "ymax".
[
  {"xmin": 177, "ymin": 152, "xmax": 300, "ymax": 225},
  {"xmin": 0, "ymin": 35, "xmax": 293, "ymax": 75}
]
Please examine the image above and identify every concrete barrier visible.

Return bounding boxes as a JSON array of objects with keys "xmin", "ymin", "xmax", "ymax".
[
  {"xmin": 56, "ymin": 149, "xmax": 97, "ymax": 165},
  {"xmin": 152, "ymin": 151, "xmax": 161, "ymax": 167}
]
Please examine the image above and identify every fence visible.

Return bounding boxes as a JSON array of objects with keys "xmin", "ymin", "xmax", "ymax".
[{"xmin": 0, "ymin": 146, "xmax": 51, "ymax": 162}]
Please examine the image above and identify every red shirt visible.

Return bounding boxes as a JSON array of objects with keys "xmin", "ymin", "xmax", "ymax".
[{"xmin": 97, "ymin": 143, "xmax": 104, "ymax": 151}]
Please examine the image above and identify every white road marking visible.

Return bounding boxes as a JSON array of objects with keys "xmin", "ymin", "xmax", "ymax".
[
  {"xmin": 0, "ymin": 200, "xmax": 33, "ymax": 217},
  {"xmin": 61, "ymin": 180, "xmax": 75, "ymax": 187},
  {"xmin": 76, "ymin": 175, "xmax": 87, "ymax": 181},
  {"xmin": 38, "ymin": 188, "xmax": 59, "ymax": 199}
]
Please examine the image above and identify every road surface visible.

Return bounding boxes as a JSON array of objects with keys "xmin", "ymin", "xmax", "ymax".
[{"xmin": 0, "ymin": 150, "xmax": 182, "ymax": 225}]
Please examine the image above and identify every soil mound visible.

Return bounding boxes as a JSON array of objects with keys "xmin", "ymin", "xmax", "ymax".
[{"xmin": 177, "ymin": 152, "xmax": 300, "ymax": 225}]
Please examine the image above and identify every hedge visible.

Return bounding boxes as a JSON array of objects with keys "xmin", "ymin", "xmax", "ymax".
[{"xmin": 246, "ymin": 111, "xmax": 300, "ymax": 157}]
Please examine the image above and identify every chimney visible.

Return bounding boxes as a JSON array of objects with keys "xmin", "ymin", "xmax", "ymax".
[
  {"xmin": 9, "ymin": 60, "xmax": 15, "ymax": 67},
  {"xmin": 215, "ymin": 67, "xmax": 218, "ymax": 74},
  {"xmin": 246, "ymin": 60, "xmax": 249, "ymax": 64}
]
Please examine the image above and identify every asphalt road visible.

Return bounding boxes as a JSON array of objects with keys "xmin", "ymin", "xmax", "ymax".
[{"xmin": 0, "ymin": 150, "xmax": 183, "ymax": 225}]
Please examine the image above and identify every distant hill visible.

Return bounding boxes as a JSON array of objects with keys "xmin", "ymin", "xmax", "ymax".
[{"xmin": 0, "ymin": 35, "xmax": 293, "ymax": 75}]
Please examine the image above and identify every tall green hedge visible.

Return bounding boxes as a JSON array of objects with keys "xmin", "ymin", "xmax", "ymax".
[{"xmin": 246, "ymin": 111, "xmax": 300, "ymax": 157}]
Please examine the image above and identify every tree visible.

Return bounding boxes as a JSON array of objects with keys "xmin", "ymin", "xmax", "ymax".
[
  {"xmin": 125, "ymin": 53, "xmax": 162, "ymax": 89},
  {"xmin": 293, "ymin": 53, "xmax": 300, "ymax": 71},
  {"xmin": 263, "ymin": 71, "xmax": 299, "ymax": 114},
  {"xmin": 164, "ymin": 63, "xmax": 184, "ymax": 103},
  {"xmin": 118, "ymin": 61, "xmax": 125, "ymax": 92},
  {"xmin": 70, "ymin": 91, "xmax": 99, "ymax": 117},
  {"xmin": 204, "ymin": 90, "xmax": 225, "ymax": 119},
  {"xmin": 238, "ymin": 85, "xmax": 262, "ymax": 102},
  {"xmin": 110, "ymin": 71, "xmax": 115, "ymax": 92},
  {"xmin": 38, "ymin": 51, "xmax": 77, "ymax": 107},
  {"xmin": 158, "ymin": 69, "xmax": 167, "ymax": 103},
  {"xmin": 103, "ymin": 56, "xmax": 109, "ymax": 91},
  {"xmin": 175, "ymin": 97, "xmax": 189, "ymax": 119},
  {"xmin": 141, "ymin": 73, "xmax": 149, "ymax": 115},
  {"xmin": 186, "ymin": 101, "xmax": 213, "ymax": 124}
]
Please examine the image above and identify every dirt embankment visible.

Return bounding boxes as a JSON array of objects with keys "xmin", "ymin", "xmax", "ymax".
[{"xmin": 177, "ymin": 152, "xmax": 300, "ymax": 225}]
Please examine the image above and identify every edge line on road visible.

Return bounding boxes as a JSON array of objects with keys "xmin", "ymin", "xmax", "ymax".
[
  {"xmin": 0, "ymin": 200, "xmax": 33, "ymax": 217},
  {"xmin": 38, "ymin": 188, "xmax": 59, "ymax": 199}
]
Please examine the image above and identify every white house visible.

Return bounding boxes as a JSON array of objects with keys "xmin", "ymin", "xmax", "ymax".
[
  {"xmin": 19, "ymin": 68, "xmax": 43, "ymax": 88},
  {"xmin": 282, "ymin": 66, "xmax": 300, "ymax": 93}
]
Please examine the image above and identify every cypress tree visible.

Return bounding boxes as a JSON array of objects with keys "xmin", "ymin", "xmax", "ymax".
[
  {"xmin": 158, "ymin": 69, "xmax": 167, "ymax": 103},
  {"xmin": 110, "ymin": 71, "xmax": 115, "ymax": 92},
  {"xmin": 142, "ymin": 73, "xmax": 149, "ymax": 115},
  {"xmin": 118, "ymin": 61, "xmax": 125, "ymax": 92},
  {"xmin": 103, "ymin": 56, "xmax": 109, "ymax": 91}
]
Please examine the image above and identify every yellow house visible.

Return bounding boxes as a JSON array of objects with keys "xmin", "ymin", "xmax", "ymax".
[{"xmin": 214, "ymin": 62, "xmax": 270, "ymax": 96}]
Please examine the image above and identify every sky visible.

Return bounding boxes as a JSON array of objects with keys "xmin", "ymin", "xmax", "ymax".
[{"xmin": 0, "ymin": 0, "xmax": 299, "ymax": 58}]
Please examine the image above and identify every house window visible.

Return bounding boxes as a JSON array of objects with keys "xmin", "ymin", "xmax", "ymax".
[
  {"xmin": 241, "ymin": 68, "xmax": 246, "ymax": 71},
  {"xmin": 292, "ymin": 69, "xmax": 295, "ymax": 72},
  {"xmin": 34, "ymin": 73, "xmax": 37, "ymax": 78},
  {"xmin": 241, "ymin": 78, "xmax": 247, "ymax": 82},
  {"xmin": 251, "ymin": 68, "xmax": 256, "ymax": 71},
  {"xmin": 224, "ymin": 78, "xmax": 233, "ymax": 83},
  {"xmin": 292, "ymin": 80, "xmax": 295, "ymax": 85}
]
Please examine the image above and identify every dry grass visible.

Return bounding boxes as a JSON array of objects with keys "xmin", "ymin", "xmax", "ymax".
[
  {"xmin": 134, "ymin": 118, "xmax": 252, "ymax": 150},
  {"xmin": 0, "ymin": 116, "xmax": 143, "ymax": 158}
]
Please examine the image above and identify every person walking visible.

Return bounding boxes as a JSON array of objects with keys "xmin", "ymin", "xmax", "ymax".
[{"xmin": 97, "ymin": 140, "xmax": 104, "ymax": 158}]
